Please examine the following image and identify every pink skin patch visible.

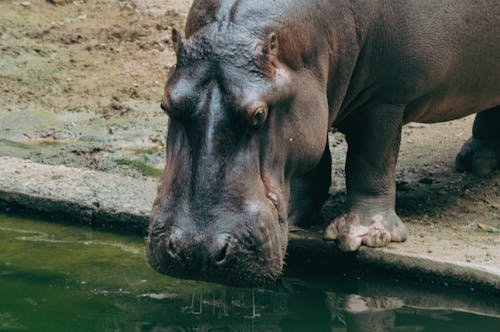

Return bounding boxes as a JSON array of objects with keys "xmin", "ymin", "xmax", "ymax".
[{"xmin": 324, "ymin": 214, "xmax": 395, "ymax": 252}]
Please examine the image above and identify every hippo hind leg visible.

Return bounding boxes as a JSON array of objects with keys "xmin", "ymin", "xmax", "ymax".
[{"xmin": 456, "ymin": 107, "xmax": 500, "ymax": 176}]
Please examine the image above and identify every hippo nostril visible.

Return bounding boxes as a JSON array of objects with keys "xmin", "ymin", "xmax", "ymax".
[
  {"xmin": 214, "ymin": 234, "xmax": 234, "ymax": 265},
  {"xmin": 216, "ymin": 241, "xmax": 229, "ymax": 264},
  {"xmin": 165, "ymin": 227, "xmax": 185, "ymax": 259},
  {"xmin": 166, "ymin": 238, "xmax": 177, "ymax": 258}
]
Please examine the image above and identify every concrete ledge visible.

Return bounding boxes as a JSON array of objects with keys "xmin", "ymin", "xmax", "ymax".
[
  {"xmin": 357, "ymin": 247, "xmax": 500, "ymax": 291},
  {"xmin": 0, "ymin": 156, "xmax": 155, "ymax": 232},
  {"xmin": 1, "ymin": 156, "xmax": 499, "ymax": 293},
  {"xmin": 286, "ymin": 227, "xmax": 500, "ymax": 293}
]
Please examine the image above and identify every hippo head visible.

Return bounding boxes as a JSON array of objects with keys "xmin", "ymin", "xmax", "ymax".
[{"xmin": 147, "ymin": 23, "xmax": 330, "ymax": 285}]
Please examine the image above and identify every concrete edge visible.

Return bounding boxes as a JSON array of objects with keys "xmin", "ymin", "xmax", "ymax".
[
  {"xmin": 0, "ymin": 191, "xmax": 150, "ymax": 234},
  {"xmin": 0, "ymin": 156, "xmax": 499, "ymax": 293},
  {"xmin": 357, "ymin": 247, "xmax": 500, "ymax": 290},
  {"xmin": 287, "ymin": 228, "xmax": 500, "ymax": 293}
]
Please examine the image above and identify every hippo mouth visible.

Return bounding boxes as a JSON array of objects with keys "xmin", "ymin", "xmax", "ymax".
[{"xmin": 146, "ymin": 202, "xmax": 289, "ymax": 286}]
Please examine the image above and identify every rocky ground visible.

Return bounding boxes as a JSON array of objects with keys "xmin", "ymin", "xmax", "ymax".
[{"xmin": 1, "ymin": 0, "xmax": 498, "ymax": 258}]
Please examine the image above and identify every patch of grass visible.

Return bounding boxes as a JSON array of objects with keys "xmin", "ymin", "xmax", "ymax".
[
  {"xmin": 131, "ymin": 146, "xmax": 165, "ymax": 155},
  {"xmin": 34, "ymin": 139, "xmax": 79, "ymax": 147},
  {"xmin": 115, "ymin": 158, "xmax": 162, "ymax": 178},
  {"xmin": 0, "ymin": 139, "xmax": 34, "ymax": 150},
  {"xmin": 36, "ymin": 140, "xmax": 63, "ymax": 146}
]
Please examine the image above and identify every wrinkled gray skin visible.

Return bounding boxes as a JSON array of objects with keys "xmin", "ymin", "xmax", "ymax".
[{"xmin": 147, "ymin": 0, "xmax": 500, "ymax": 285}]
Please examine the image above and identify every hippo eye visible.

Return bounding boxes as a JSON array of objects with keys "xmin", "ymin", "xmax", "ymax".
[{"xmin": 250, "ymin": 106, "xmax": 268, "ymax": 128}]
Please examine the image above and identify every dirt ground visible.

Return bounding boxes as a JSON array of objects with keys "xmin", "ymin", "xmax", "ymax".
[
  {"xmin": 1, "ymin": 0, "xmax": 498, "ymax": 257},
  {"xmin": 0, "ymin": 0, "xmax": 187, "ymax": 177}
]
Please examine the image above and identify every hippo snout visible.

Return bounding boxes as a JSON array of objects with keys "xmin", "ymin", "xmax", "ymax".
[
  {"xmin": 146, "ymin": 203, "xmax": 287, "ymax": 285},
  {"xmin": 164, "ymin": 229, "xmax": 239, "ymax": 266}
]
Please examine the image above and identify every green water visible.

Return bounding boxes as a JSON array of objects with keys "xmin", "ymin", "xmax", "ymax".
[{"xmin": 0, "ymin": 213, "xmax": 498, "ymax": 332}]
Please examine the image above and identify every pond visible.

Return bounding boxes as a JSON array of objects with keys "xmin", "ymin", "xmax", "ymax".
[{"xmin": 0, "ymin": 213, "xmax": 498, "ymax": 331}]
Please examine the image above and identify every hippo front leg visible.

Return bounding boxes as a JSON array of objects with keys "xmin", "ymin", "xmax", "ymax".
[{"xmin": 325, "ymin": 105, "xmax": 407, "ymax": 251}]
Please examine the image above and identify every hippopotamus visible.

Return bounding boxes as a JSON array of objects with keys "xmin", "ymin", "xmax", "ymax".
[{"xmin": 147, "ymin": 0, "xmax": 500, "ymax": 285}]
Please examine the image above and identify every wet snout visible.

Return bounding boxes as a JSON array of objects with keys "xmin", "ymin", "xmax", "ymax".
[
  {"xmin": 165, "ymin": 227, "xmax": 241, "ymax": 267},
  {"xmin": 147, "ymin": 200, "xmax": 285, "ymax": 285}
]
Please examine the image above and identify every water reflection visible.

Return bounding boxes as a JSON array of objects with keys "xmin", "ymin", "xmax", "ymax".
[
  {"xmin": 83, "ymin": 282, "xmax": 498, "ymax": 332},
  {"xmin": 92, "ymin": 278, "xmax": 497, "ymax": 332},
  {"xmin": 1, "ymin": 213, "xmax": 499, "ymax": 332},
  {"xmin": 328, "ymin": 293, "xmax": 405, "ymax": 331}
]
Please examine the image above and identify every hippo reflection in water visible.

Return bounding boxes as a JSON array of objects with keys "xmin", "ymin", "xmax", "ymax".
[{"xmin": 147, "ymin": 0, "xmax": 500, "ymax": 285}]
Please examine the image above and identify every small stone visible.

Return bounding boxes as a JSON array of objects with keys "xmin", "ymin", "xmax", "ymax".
[{"xmin": 48, "ymin": 0, "xmax": 72, "ymax": 5}]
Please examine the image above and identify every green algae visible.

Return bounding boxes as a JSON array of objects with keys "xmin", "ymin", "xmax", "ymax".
[
  {"xmin": 115, "ymin": 158, "xmax": 163, "ymax": 178},
  {"xmin": 131, "ymin": 146, "xmax": 164, "ymax": 156},
  {"xmin": 0, "ymin": 139, "xmax": 34, "ymax": 150}
]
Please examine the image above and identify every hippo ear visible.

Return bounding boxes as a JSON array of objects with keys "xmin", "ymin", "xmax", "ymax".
[
  {"xmin": 263, "ymin": 32, "xmax": 279, "ymax": 57},
  {"xmin": 171, "ymin": 28, "xmax": 184, "ymax": 55}
]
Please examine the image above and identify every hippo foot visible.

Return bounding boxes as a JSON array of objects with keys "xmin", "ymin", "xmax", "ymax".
[
  {"xmin": 323, "ymin": 212, "xmax": 407, "ymax": 252},
  {"xmin": 456, "ymin": 137, "xmax": 499, "ymax": 176}
]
